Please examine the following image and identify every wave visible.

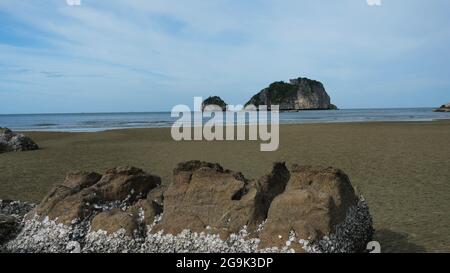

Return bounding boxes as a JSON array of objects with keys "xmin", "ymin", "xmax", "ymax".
[{"xmin": 33, "ymin": 123, "xmax": 59, "ymax": 127}]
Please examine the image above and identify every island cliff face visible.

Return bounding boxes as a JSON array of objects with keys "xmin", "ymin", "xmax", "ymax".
[{"xmin": 245, "ymin": 77, "xmax": 337, "ymax": 111}]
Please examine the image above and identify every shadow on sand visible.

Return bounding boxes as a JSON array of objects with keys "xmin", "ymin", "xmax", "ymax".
[{"xmin": 374, "ymin": 229, "xmax": 427, "ymax": 253}]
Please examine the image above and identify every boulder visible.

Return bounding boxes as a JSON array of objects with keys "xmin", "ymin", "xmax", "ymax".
[
  {"xmin": 34, "ymin": 171, "xmax": 102, "ymax": 224},
  {"xmin": 154, "ymin": 161, "xmax": 291, "ymax": 238},
  {"xmin": 34, "ymin": 166, "xmax": 161, "ymax": 225},
  {"xmin": 0, "ymin": 128, "xmax": 39, "ymax": 153},
  {"xmin": 154, "ymin": 161, "xmax": 252, "ymax": 236},
  {"xmin": 94, "ymin": 166, "xmax": 161, "ymax": 202},
  {"xmin": 259, "ymin": 165, "xmax": 360, "ymax": 251},
  {"xmin": 90, "ymin": 209, "xmax": 138, "ymax": 236},
  {"xmin": 245, "ymin": 77, "xmax": 337, "ymax": 111},
  {"xmin": 433, "ymin": 103, "xmax": 450, "ymax": 112}
]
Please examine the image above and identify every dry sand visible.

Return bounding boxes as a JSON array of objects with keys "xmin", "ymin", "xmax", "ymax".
[{"xmin": 1, "ymin": 121, "xmax": 449, "ymax": 253}]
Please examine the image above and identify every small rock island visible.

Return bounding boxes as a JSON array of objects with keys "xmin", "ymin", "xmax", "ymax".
[
  {"xmin": 202, "ymin": 96, "xmax": 228, "ymax": 111},
  {"xmin": 245, "ymin": 77, "xmax": 338, "ymax": 111},
  {"xmin": 433, "ymin": 103, "xmax": 450, "ymax": 112}
]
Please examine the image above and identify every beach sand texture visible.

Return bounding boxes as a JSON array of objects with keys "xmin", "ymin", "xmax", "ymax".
[{"xmin": 1, "ymin": 121, "xmax": 449, "ymax": 252}]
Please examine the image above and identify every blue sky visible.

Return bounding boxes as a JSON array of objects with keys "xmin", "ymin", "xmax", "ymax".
[{"xmin": 1, "ymin": 0, "xmax": 450, "ymax": 114}]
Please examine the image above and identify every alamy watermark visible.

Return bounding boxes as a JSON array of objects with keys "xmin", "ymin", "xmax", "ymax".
[{"xmin": 171, "ymin": 97, "xmax": 280, "ymax": 152}]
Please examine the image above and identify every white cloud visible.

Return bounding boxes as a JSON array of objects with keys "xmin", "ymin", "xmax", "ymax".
[
  {"xmin": 367, "ymin": 0, "xmax": 382, "ymax": 6},
  {"xmin": 66, "ymin": 0, "xmax": 81, "ymax": 6}
]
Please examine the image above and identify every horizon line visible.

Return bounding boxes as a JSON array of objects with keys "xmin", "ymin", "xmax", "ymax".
[{"xmin": 0, "ymin": 106, "xmax": 439, "ymax": 116}]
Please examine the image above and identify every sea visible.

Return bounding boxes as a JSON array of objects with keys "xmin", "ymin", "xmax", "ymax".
[{"xmin": 0, "ymin": 108, "xmax": 449, "ymax": 132}]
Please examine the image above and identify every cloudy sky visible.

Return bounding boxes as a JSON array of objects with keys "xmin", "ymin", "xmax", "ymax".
[{"xmin": 1, "ymin": 0, "xmax": 450, "ymax": 114}]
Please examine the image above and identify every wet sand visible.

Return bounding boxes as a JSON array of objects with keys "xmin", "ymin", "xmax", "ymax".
[{"xmin": 1, "ymin": 121, "xmax": 449, "ymax": 252}]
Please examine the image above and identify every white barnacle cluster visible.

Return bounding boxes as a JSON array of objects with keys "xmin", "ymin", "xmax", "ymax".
[
  {"xmin": 256, "ymin": 220, "xmax": 267, "ymax": 233},
  {"xmin": 83, "ymin": 229, "xmax": 143, "ymax": 253},
  {"xmin": 0, "ymin": 200, "xmax": 35, "ymax": 216},
  {"xmin": 5, "ymin": 215, "xmax": 74, "ymax": 253}
]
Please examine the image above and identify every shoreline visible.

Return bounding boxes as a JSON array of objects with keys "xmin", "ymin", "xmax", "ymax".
[
  {"xmin": 2, "ymin": 108, "xmax": 449, "ymax": 133},
  {"xmin": 12, "ymin": 118, "xmax": 450, "ymax": 134}
]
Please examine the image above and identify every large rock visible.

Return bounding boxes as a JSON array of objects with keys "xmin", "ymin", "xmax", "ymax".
[
  {"xmin": 34, "ymin": 166, "xmax": 161, "ymax": 225},
  {"xmin": 0, "ymin": 128, "xmax": 39, "ymax": 153},
  {"xmin": 154, "ymin": 161, "xmax": 290, "ymax": 238},
  {"xmin": 90, "ymin": 209, "xmax": 138, "ymax": 236},
  {"xmin": 245, "ymin": 77, "xmax": 337, "ymax": 111},
  {"xmin": 259, "ymin": 165, "xmax": 366, "ymax": 251},
  {"xmin": 433, "ymin": 103, "xmax": 450, "ymax": 112},
  {"xmin": 154, "ymin": 161, "xmax": 252, "ymax": 236}
]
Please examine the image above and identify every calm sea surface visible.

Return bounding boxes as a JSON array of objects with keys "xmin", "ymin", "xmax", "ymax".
[{"xmin": 0, "ymin": 108, "xmax": 449, "ymax": 132}]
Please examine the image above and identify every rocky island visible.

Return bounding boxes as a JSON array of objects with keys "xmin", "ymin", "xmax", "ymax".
[
  {"xmin": 245, "ymin": 77, "xmax": 338, "ymax": 111},
  {"xmin": 202, "ymin": 96, "xmax": 228, "ymax": 111},
  {"xmin": 433, "ymin": 103, "xmax": 450, "ymax": 112}
]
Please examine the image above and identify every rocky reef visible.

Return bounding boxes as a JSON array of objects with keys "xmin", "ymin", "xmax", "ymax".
[
  {"xmin": 202, "ymin": 96, "xmax": 228, "ymax": 111},
  {"xmin": 433, "ymin": 103, "xmax": 450, "ymax": 112},
  {"xmin": 0, "ymin": 161, "xmax": 373, "ymax": 253},
  {"xmin": 0, "ymin": 128, "xmax": 39, "ymax": 153},
  {"xmin": 245, "ymin": 77, "xmax": 338, "ymax": 111}
]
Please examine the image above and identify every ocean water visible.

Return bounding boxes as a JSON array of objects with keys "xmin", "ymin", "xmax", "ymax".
[{"xmin": 0, "ymin": 108, "xmax": 449, "ymax": 132}]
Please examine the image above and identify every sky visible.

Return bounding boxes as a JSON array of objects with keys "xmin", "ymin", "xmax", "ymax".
[{"xmin": 1, "ymin": 0, "xmax": 450, "ymax": 114}]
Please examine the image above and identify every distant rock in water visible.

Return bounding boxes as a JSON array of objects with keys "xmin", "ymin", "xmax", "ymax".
[
  {"xmin": 245, "ymin": 77, "xmax": 338, "ymax": 111},
  {"xmin": 202, "ymin": 96, "xmax": 227, "ymax": 111},
  {"xmin": 433, "ymin": 103, "xmax": 450, "ymax": 112},
  {"xmin": 0, "ymin": 128, "xmax": 39, "ymax": 153}
]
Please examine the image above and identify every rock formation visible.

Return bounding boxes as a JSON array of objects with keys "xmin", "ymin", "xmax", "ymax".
[
  {"xmin": 1, "ymin": 161, "xmax": 373, "ymax": 253},
  {"xmin": 153, "ymin": 161, "xmax": 291, "ymax": 238},
  {"xmin": 433, "ymin": 103, "xmax": 450, "ymax": 112},
  {"xmin": 202, "ymin": 96, "xmax": 228, "ymax": 111},
  {"xmin": 34, "ymin": 166, "xmax": 161, "ymax": 226},
  {"xmin": 0, "ymin": 128, "xmax": 39, "ymax": 153},
  {"xmin": 245, "ymin": 77, "xmax": 338, "ymax": 111},
  {"xmin": 259, "ymin": 165, "xmax": 368, "ymax": 252}
]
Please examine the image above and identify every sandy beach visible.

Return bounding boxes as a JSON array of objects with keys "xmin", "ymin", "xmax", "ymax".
[{"xmin": 1, "ymin": 121, "xmax": 449, "ymax": 252}]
